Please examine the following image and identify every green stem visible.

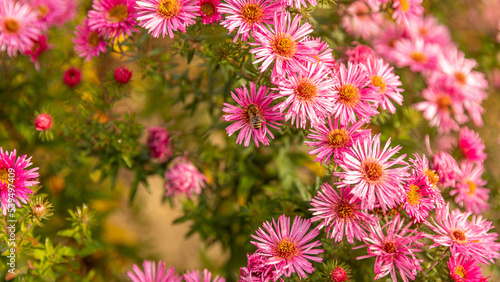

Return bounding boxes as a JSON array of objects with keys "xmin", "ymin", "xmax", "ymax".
[{"xmin": 421, "ymin": 248, "xmax": 450, "ymax": 277}]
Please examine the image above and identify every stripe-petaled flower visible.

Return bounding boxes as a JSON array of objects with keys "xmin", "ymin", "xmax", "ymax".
[
  {"xmin": 250, "ymin": 215, "xmax": 324, "ymax": 279},
  {"xmin": 310, "ymin": 184, "xmax": 379, "ymax": 244},
  {"xmin": 424, "ymin": 204, "xmax": 500, "ymax": 265},
  {"xmin": 222, "ymin": 83, "xmax": 283, "ymax": 147},
  {"xmin": 73, "ymin": 18, "xmax": 108, "ymax": 61},
  {"xmin": 184, "ymin": 269, "xmax": 226, "ymax": 282},
  {"xmin": 447, "ymin": 255, "xmax": 487, "ymax": 282},
  {"xmin": 332, "ymin": 62, "xmax": 379, "ymax": 125},
  {"xmin": 88, "ymin": 0, "xmax": 139, "ymax": 39},
  {"xmin": 164, "ymin": 157, "xmax": 207, "ymax": 199},
  {"xmin": 0, "ymin": 0, "xmax": 41, "ymax": 57},
  {"xmin": 355, "ymin": 215, "xmax": 424, "ymax": 282},
  {"xmin": 458, "ymin": 127, "xmax": 486, "ymax": 164},
  {"xmin": 409, "ymin": 153, "xmax": 444, "ymax": 209},
  {"xmin": 274, "ymin": 63, "xmax": 336, "ymax": 129},
  {"xmin": 240, "ymin": 252, "xmax": 285, "ymax": 282},
  {"xmin": 305, "ymin": 117, "xmax": 370, "ymax": 165},
  {"xmin": 336, "ymin": 134, "xmax": 408, "ymax": 211},
  {"xmin": 127, "ymin": 260, "xmax": 182, "ymax": 282},
  {"xmin": 136, "ymin": 0, "xmax": 198, "ymax": 38},
  {"xmin": 402, "ymin": 175, "xmax": 435, "ymax": 223},
  {"xmin": 450, "ymin": 162, "xmax": 489, "ymax": 215},
  {"xmin": 431, "ymin": 151, "xmax": 460, "ymax": 189},
  {"xmin": 199, "ymin": 0, "xmax": 222, "ymax": 25},
  {"xmin": 219, "ymin": 0, "xmax": 281, "ymax": 42},
  {"xmin": 0, "ymin": 148, "xmax": 39, "ymax": 215}
]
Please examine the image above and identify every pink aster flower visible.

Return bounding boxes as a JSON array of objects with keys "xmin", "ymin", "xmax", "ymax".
[
  {"xmin": 274, "ymin": 62, "xmax": 336, "ymax": 129},
  {"xmin": 450, "ymin": 162, "xmax": 489, "ymax": 215},
  {"xmin": 336, "ymin": 134, "xmax": 408, "ymax": 211},
  {"xmin": 54, "ymin": 0, "xmax": 76, "ymax": 26},
  {"xmin": 392, "ymin": 38, "xmax": 439, "ymax": 73},
  {"xmin": 341, "ymin": 1, "xmax": 383, "ymax": 40},
  {"xmin": 164, "ymin": 157, "xmax": 207, "ymax": 199},
  {"xmin": 447, "ymin": 256, "xmax": 486, "ymax": 282},
  {"xmin": 280, "ymin": 0, "xmax": 316, "ymax": 9},
  {"xmin": 23, "ymin": 34, "xmax": 52, "ymax": 70},
  {"xmin": 222, "ymin": 83, "xmax": 282, "ymax": 147},
  {"xmin": 0, "ymin": 148, "xmax": 39, "ymax": 215},
  {"xmin": 249, "ymin": 12, "xmax": 319, "ymax": 79},
  {"xmin": 402, "ymin": 175, "xmax": 435, "ymax": 223},
  {"xmin": 88, "ymin": 0, "xmax": 139, "ymax": 39},
  {"xmin": 362, "ymin": 58, "xmax": 404, "ymax": 114},
  {"xmin": 250, "ymin": 215, "xmax": 324, "ymax": 279},
  {"xmin": 0, "ymin": 0, "xmax": 41, "ymax": 57},
  {"xmin": 240, "ymin": 252, "xmax": 284, "ymax": 282},
  {"xmin": 34, "ymin": 113, "xmax": 52, "ymax": 131},
  {"xmin": 127, "ymin": 260, "xmax": 182, "ymax": 282},
  {"xmin": 305, "ymin": 117, "xmax": 370, "ymax": 164},
  {"xmin": 431, "ymin": 151, "xmax": 460, "ymax": 189},
  {"xmin": 28, "ymin": 0, "xmax": 64, "ymax": 30},
  {"xmin": 344, "ymin": 43, "xmax": 378, "ymax": 65},
  {"xmin": 136, "ymin": 0, "xmax": 198, "ymax": 38},
  {"xmin": 458, "ymin": 127, "xmax": 486, "ymax": 164},
  {"xmin": 355, "ymin": 215, "xmax": 424, "ymax": 282},
  {"xmin": 332, "ymin": 62, "xmax": 379, "ymax": 126},
  {"xmin": 147, "ymin": 127, "xmax": 173, "ymax": 162},
  {"xmin": 184, "ymin": 269, "xmax": 225, "ymax": 282},
  {"xmin": 199, "ymin": 0, "xmax": 222, "ymax": 25},
  {"xmin": 73, "ymin": 19, "xmax": 108, "ymax": 62},
  {"xmin": 372, "ymin": 23, "xmax": 404, "ymax": 63},
  {"xmin": 391, "ymin": 0, "xmax": 423, "ymax": 26},
  {"xmin": 409, "ymin": 153, "xmax": 444, "ymax": 209},
  {"xmin": 306, "ymin": 36, "xmax": 336, "ymax": 70},
  {"xmin": 424, "ymin": 204, "xmax": 500, "ymax": 265},
  {"xmin": 219, "ymin": 0, "xmax": 281, "ymax": 42},
  {"xmin": 405, "ymin": 16, "xmax": 452, "ymax": 48},
  {"xmin": 310, "ymin": 184, "xmax": 378, "ymax": 244}
]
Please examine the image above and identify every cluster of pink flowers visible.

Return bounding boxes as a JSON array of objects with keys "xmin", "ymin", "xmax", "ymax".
[{"xmin": 128, "ymin": 260, "xmax": 225, "ymax": 282}]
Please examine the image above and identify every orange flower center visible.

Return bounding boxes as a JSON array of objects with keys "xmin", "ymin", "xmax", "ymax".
[
  {"xmin": 435, "ymin": 94, "xmax": 452, "ymax": 111},
  {"xmin": 271, "ymin": 36, "xmax": 295, "ymax": 58},
  {"xmin": 0, "ymin": 168, "xmax": 10, "ymax": 185},
  {"xmin": 327, "ymin": 129, "xmax": 350, "ymax": 148},
  {"xmin": 451, "ymin": 230, "xmax": 467, "ymax": 244},
  {"xmin": 454, "ymin": 265, "xmax": 466, "ymax": 278},
  {"xmin": 410, "ymin": 51, "xmax": 428, "ymax": 64},
  {"xmin": 274, "ymin": 238, "xmax": 298, "ymax": 260},
  {"xmin": 362, "ymin": 160, "xmax": 384, "ymax": 183},
  {"xmin": 107, "ymin": 4, "xmax": 129, "ymax": 23},
  {"xmin": 200, "ymin": 3, "xmax": 215, "ymax": 16},
  {"xmin": 338, "ymin": 84, "xmax": 360, "ymax": 106},
  {"xmin": 4, "ymin": 18, "xmax": 19, "ymax": 33},
  {"xmin": 158, "ymin": 0, "xmax": 180, "ymax": 19},
  {"xmin": 370, "ymin": 75, "xmax": 387, "ymax": 93},
  {"xmin": 241, "ymin": 4, "xmax": 263, "ymax": 24},
  {"xmin": 336, "ymin": 200, "xmax": 354, "ymax": 218},
  {"xmin": 399, "ymin": 0, "xmax": 410, "ymax": 12},
  {"xmin": 454, "ymin": 72, "xmax": 467, "ymax": 85},
  {"xmin": 407, "ymin": 184, "xmax": 421, "ymax": 206},
  {"xmin": 36, "ymin": 4, "xmax": 50, "ymax": 18},
  {"xmin": 88, "ymin": 31, "xmax": 101, "ymax": 47},
  {"xmin": 295, "ymin": 80, "xmax": 317, "ymax": 100},
  {"xmin": 466, "ymin": 179, "xmax": 477, "ymax": 196},
  {"xmin": 383, "ymin": 242, "xmax": 396, "ymax": 254}
]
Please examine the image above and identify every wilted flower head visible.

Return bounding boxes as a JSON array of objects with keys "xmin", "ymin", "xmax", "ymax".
[
  {"xmin": 450, "ymin": 162, "xmax": 489, "ymax": 215},
  {"xmin": 34, "ymin": 113, "xmax": 52, "ymax": 131},
  {"xmin": 164, "ymin": 157, "xmax": 207, "ymax": 199},
  {"xmin": 127, "ymin": 260, "xmax": 182, "ymax": 282},
  {"xmin": 24, "ymin": 34, "xmax": 52, "ymax": 70}
]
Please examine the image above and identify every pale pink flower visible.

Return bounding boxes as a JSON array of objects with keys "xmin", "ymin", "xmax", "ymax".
[
  {"xmin": 199, "ymin": 0, "xmax": 222, "ymax": 25},
  {"xmin": 73, "ymin": 18, "xmax": 108, "ymax": 62},
  {"xmin": 0, "ymin": 0, "xmax": 41, "ymax": 56},
  {"xmin": 447, "ymin": 256, "xmax": 487, "ymax": 282},
  {"xmin": 128, "ymin": 261, "xmax": 182, "ymax": 282},
  {"xmin": 28, "ymin": 0, "xmax": 64, "ymax": 30},
  {"xmin": 310, "ymin": 184, "xmax": 379, "ymax": 243},
  {"xmin": 136, "ymin": 0, "xmax": 198, "ymax": 38},
  {"xmin": 250, "ymin": 215, "xmax": 324, "ymax": 279},
  {"xmin": 274, "ymin": 62, "xmax": 336, "ymax": 129},
  {"xmin": 88, "ymin": 0, "xmax": 139, "ymax": 39},
  {"xmin": 184, "ymin": 269, "xmax": 225, "ymax": 282},
  {"xmin": 392, "ymin": 0, "xmax": 423, "ymax": 26},
  {"xmin": 392, "ymin": 38, "xmax": 439, "ymax": 72},
  {"xmin": 164, "ymin": 157, "xmax": 207, "ymax": 199},
  {"xmin": 355, "ymin": 215, "xmax": 424, "ymax": 282},
  {"xmin": 431, "ymin": 151, "xmax": 460, "ymax": 189},
  {"xmin": 341, "ymin": 1, "xmax": 383, "ymax": 40},
  {"xmin": 405, "ymin": 16, "xmax": 452, "ymax": 48},
  {"xmin": 336, "ymin": 134, "xmax": 408, "ymax": 211},
  {"xmin": 222, "ymin": 83, "xmax": 283, "ymax": 147},
  {"xmin": 305, "ymin": 117, "xmax": 370, "ymax": 164},
  {"xmin": 0, "ymin": 148, "xmax": 39, "ymax": 215},
  {"xmin": 450, "ymin": 162, "xmax": 489, "ymax": 215},
  {"xmin": 424, "ymin": 204, "xmax": 500, "ymax": 265},
  {"xmin": 458, "ymin": 127, "xmax": 486, "ymax": 163}
]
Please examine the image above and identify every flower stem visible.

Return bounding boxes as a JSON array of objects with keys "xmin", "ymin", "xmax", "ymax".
[{"xmin": 421, "ymin": 248, "xmax": 450, "ymax": 277}]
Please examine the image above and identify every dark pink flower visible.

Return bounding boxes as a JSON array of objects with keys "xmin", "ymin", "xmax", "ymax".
[
  {"xmin": 114, "ymin": 65, "xmax": 132, "ymax": 84},
  {"xmin": 240, "ymin": 252, "xmax": 284, "ymax": 282},
  {"xmin": 73, "ymin": 18, "xmax": 108, "ymax": 62},
  {"xmin": 63, "ymin": 67, "xmax": 81, "ymax": 87},
  {"xmin": 431, "ymin": 151, "xmax": 460, "ymax": 189},
  {"xmin": 88, "ymin": 0, "xmax": 139, "ymax": 39},
  {"xmin": 147, "ymin": 127, "xmax": 172, "ymax": 162},
  {"xmin": 24, "ymin": 34, "xmax": 52, "ymax": 70},
  {"xmin": 199, "ymin": 0, "xmax": 222, "ymax": 25},
  {"xmin": 458, "ymin": 127, "xmax": 486, "ymax": 163},
  {"xmin": 447, "ymin": 255, "xmax": 487, "ymax": 282}
]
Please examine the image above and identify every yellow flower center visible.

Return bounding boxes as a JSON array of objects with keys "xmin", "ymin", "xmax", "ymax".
[
  {"xmin": 370, "ymin": 75, "xmax": 387, "ymax": 93},
  {"xmin": 200, "ymin": 3, "xmax": 215, "ymax": 16},
  {"xmin": 451, "ymin": 230, "xmax": 467, "ymax": 244},
  {"xmin": 406, "ymin": 184, "xmax": 421, "ymax": 206},
  {"xmin": 337, "ymin": 84, "xmax": 360, "ymax": 106},
  {"xmin": 88, "ymin": 31, "xmax": 101, "ymax": 48},
  {"xmin": 399, "ymin": 0, "xmax": 410, "ymax": 12},
  {"xmin": 336, "ymin": 200, "xmax": 354, "ymax": 218},
  {"xmin": 107, "ymin": 4, "xmax": 129, "ymax": 23},
  {"xmin": 0, "ymin": 168, "xmax": 10, "ymax": 185},
  {"xmin": 271, "ymin": 36, "xmax": 295, "ymax": 58},
  {"xmin": 295, "ymin": 80, "xmax": 317, "ymax": 101},
  {"xmin": 274, "ymin": 238, "xmax": 298, "ymax": 260},
  {"xmin": 327, "ymin": 129, "xmax": 350, "ymax": 148},
  {"xmin": 241, "ymin": 4, "xmax": 263, "ymax": 24},
  {"xmin": 410, "ymin": 51, "xmax": 428, "ymax": 64},
  {"xmin": 36, "ymin": 4, "xmax": 50, "ymax": 18},
  {"xmin": 466, "ymin": 180, "xmax": 477, "ymax": 196},
  {"xmin": 454, "ymin": 265, "xmax": 466, "ymax": 278},
  {"xmin": 383, "ymin": 242, "xmax": 396, "ymax": 254},
  {"xmin": 362, "ymin": 160, "xmax": 384, "ymax": 183},
  {"xmin": 4, "ymin": 18, "xmax": 19, "ymax": 33},
  {"xmin": 454, "ymin": 72, "xmax": 467, "ymax": 85},
  {"xmin": 435, "ymin": 94, "xmax": 452, "ymax": 111},
  {"xmin": 157, "ymin": 0, "xmax": 180, "ymax": 19}
]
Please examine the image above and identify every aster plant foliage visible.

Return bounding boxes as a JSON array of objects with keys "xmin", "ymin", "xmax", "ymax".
[{"xmin": 1, "ymin": 0, "xmax": 500, "ymax": 281}]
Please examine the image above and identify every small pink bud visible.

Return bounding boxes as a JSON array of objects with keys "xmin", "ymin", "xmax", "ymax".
[
  {"xmin": 114, "ymin": 65, "xmax": 132, "ymax": 84},
  {"xmin": 331, "ymin": 267, "xmax": 348, "ymax": 282},
  {"xmin": 35, "ymin": 113, "xmax": 52, "ymax": 131},
  {"xmin": 63, "ymin": 67, "xmax": 81, "ymax": 87}
]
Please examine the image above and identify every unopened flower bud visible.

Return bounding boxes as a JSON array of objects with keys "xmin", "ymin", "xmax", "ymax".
[
  {"xmin": 331, "ymin": 266, "xmax": 348, "ymax": 282},
  {"xmin": 34, "ymin": 113, "xmax": 52, "ymax": 131},
  {"xmin": 114, "ymin": 65, "xmax": 132, "ymax": 84},
  {"xmin": 63, "ymin": 67, "xmax": 81, "ymax": 87}
]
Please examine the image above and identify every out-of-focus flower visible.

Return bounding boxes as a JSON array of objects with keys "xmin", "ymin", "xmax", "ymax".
[
  {"xmin": 392, "ymin": 38, "xmax": 439, "ymax": 72},
  {"xmin": 199, "ymin": 0, "xmax": 222, "ymax": 25},
  {"xmin": 409, "ymin": 153, "xmax": 444, "ymax": 208},
  {"xmin": 280, "ymin": 0, "xmax": 316, "ymax": 9},
  {"xmin": 458, "ymin": 127, "xmax": 486, "ymax": 163},
  {"xmin": 63, "ymin": 67, "xmax": 82, "ymax": 87},
  {"xmin": 127, "ymin": 260, "xmax": 182, "ymax": 282},
  {"xmin": 341, "ymin": 1, "xmax": 383, "ymax": 40},
  {"xmin": 34, "ymin": 113, "xmax": 52, "ymax": 131},
  {"xmin": 405, "ymin": 16, "xmax": 452, "ymax": 48},
  {"xmin": 0, "ymin": 148, "xmax": 39, "ymax": 215},
  {"xmin": 250, "ymin": 215, "xmax": 324, "ymax": 279},
  {"xmin": 222, "ymin": 83, "xmax": 282, "ymax": 147},
  {"xmin": 372, "ymin": 24, "xmax": 404, "ymax": 62},
  {"xmin": 344, "ymin": 43, "xmax": 378, "ymax": 65},
  {"xmin": 164, "ymin": 157, "xmax": 207, "ymax": 199},
  {"xmin": 184, "ymin": 269, "xmax": 225, "ymax": 282},
  {"xmin": 391, "ymin": 0, "xmax": 423, "ymax": 26},
  {"xmin": 136, "ymin": 0, "xmax": 198, "ymax": 38},
  {"xmin": 28, "ymin": 0, "xmax": 64, "ymax": 30},
  {"xmin": 447, "ymin": 255, "xmax": 487, "ymax": 282},
  {"xmin": 114, "ymin": 65, "xmax": 132, "ymax": 84},
  {"xmin": 146, "ymin": 127, "xmax": 172, "ymax": 162},
  {"xmin": 450, "ymin": 162, "xmax": 489, "ymax": 215},
  {"xmin": 88, "ymin": 0, "xmax": 139, "ymax": 39},
  {"xmin": 356, "ymin": 215, "xmax": 424, "ymax": 282},
  {"xmin": 431, "ymin": 151, "xmax": 460, "ymax": 189},
  {"xmin": 73, "ymin": 19, "xmax": 108, "ymax": 62},
  {"xmin": 0, "ymin": 0, "xmax": 40, "ymax": 56},
  {"xmin": 23, "ymin": 34, "xmax": 52, "ymax": 70}
]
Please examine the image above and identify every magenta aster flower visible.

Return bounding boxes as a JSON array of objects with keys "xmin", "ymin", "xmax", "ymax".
[
  {"xmin": 147, "ymin": 127, "xmax": 172, "ymax": 162},
  {"xmin": 88, "ymin": 0, "xmax": 139, "ymax": 39},
  {"xmin": 24, "ymin": 34, "xmax": 52, "ymax": 70},
  {"xmin": 402, "ymin": 175, "xmax": 435, "ymax": 223},
  {"xmin": 305, "ymin": 117, "xmax": 370, "ymax": 165},
  {"xmin": 127, "ymin": 260, "xmax": 182, "ymax": 282},
  {"xmin": 136, "ymin": 0, "xmax": 198, "ymax": 38},
  {"xmin": 222, "ymin": 83, "xmax": 283, "ymax": 147},
  {"xmin": 0, "ymin": 0, "xmax": 41, "ymax": 57},
  {"xmin": 250, "ymin": 215, "xmax": 324, "ymax": 279},
  {"xmin": 34, "ymin": 113, "xmax": 52, "ymax": 131},
  {"xmin": 0, "ymin": 148, "xmax": 39, "ymax": 215},
  {"xmin": 331, "ymin": 63, "xmax": 379, "ymax": 125},
  {"xmin": 431, "ymin": 151, "xmax": 460, "ymax": 189},
  {"xmin": 184, "ymin": 269, "xmax": 225, "ymax": 282},
  {"xmin": 249, "ymin": 12, "xmax": 318, "ymax": 78},
  {"xmin": 450, "ymin": 162, "xmax": 489, "ymax": 215},
  {"xmin": 310, "ymin": 184, "xmax": 378, "ymax": 244},
  {"xmin": 274, "ymin": 62, "xmax": 336, "ymax": 129},
  {"xmin": 199, "ymin": 0, "xmax": 222, "ymax": 25},
  {"xmin": 280, "ymin": 0, "xmax": 316, "ymax": 9},
  {"xmin": 164, "ymin": 157, "xmax": 207, "ymax": 199},
  {"xmin": 458, "ymin": 127, "xmax": 486, "ymax": 164},
  {"xmin": 391, "ymin": 0, "xmax": 423, "ymax": 26},
  {"xmin": 409, "ymin": 153, "xmax": 444, "ymax": 209},
  {"xmin": 73, "ymin": 18, "xmax": 108, "ymax": 62},
  {"xmin": 336, "ymin": 134, "xmax": 408, "ymax": 211},
  {"xmin": 362, "ymin": 58, "xmax": 403, "ymax": 114},
  {"xmin": 219, "ymin": 0, "xmax": 281, "ymax": 42},
  {"xmin": 344, "ymin": 44, "xmax": 379, "ymax": 65},
  {"xmin": 240, "ymin": 252, "xmax": 284, "ymax": 282},
  {"xmin": 392, "ymin": 38, "xmax": 439, "ymax": 73},
  {"xmin": 28, "ymin": 0, "xmax": 64, "ymax": 30},
  {"xmin": 355, "ymin": 215, "xmax": 424, "ymax": 282},
  {"xmin": 447, "ymin": 256, "xmax": 486, "ymax": 282}
]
